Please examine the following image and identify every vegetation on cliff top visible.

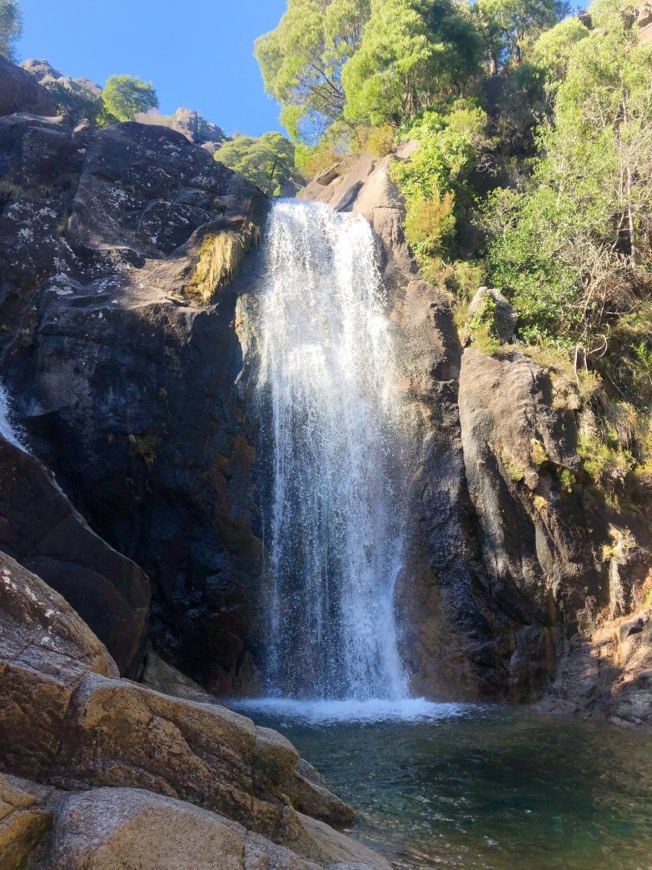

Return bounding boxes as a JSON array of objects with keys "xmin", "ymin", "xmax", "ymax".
[{"xmin": 257, "ymin": 0, "xmax": 652, "ymax": 505}]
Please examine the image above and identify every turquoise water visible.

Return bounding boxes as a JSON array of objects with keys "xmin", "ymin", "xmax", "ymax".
[{"xmin": 236, "ymin": 701, "xmax": 652, "ymax": 869}]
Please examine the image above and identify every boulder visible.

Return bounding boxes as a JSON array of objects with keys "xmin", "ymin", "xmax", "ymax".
[
  {"xmin": 0, "ymin": 556, "xmax": 380, "ymax": 867},
  {"xmin": 39, "ymin": 787, "xmax": 322, "ymax": 870},
  {"xmin": 0, "ymin": 550, "xmax": 118, "ymax": 778},
  {"xmin": 0, "ymin": 55, "xmax": 56, "ymax": 117},
  {"xmin": 466, "ymin": 286, "xmax": 517, "ymax": 344},
  {"xmin": 0, "ymin": 776, "xmax": 51, "ymax": 868}
]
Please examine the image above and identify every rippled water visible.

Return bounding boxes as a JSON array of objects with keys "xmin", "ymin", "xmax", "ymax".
[{"xmin": 241, "ymin": 703, "xmax": 652, "ymax": 869}]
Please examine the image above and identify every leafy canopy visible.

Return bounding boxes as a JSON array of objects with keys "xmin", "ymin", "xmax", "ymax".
[
  {"xmin": 0, "ymin": 0, "xmax": 22, "ymax": 62},
  {"xmin": 486, "ymin": 10, "xmax": 652, "ymax": 347},
  {"xmin": 475, "ymin": 0, "xmax": 569, "ymax": 71},
  {"xmin": 255, "ymin": 0, "xmax": 371, "ymax": 142},
  {"xmin": 101, "ymin": 75, "xmax": 159, "ymax": 123},
  {"xmin": 214, "ymin": 132, "xmax": 301, "ymax": 196},
  {"xmin": 342, "ymin": 0, "xmax": 484, "ymax": 127}
]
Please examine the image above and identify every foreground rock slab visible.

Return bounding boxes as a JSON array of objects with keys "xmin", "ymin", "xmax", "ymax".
[{"xmin": 0, "ymin": 552, "xmax": 384, "ymax": 868}]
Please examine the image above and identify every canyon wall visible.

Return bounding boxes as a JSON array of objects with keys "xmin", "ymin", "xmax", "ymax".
[{"xmin": 0, "ymin": 57, "xmax": 650, "ymax": 728}]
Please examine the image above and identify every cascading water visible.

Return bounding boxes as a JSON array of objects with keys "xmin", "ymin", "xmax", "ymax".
[
  {"xmin": 254, "ymin": 200, "xmax": 409, "ymax": 702},
  {"xmin": 0, "ymin": 383, "xmax": 26, "ymax": 451}
]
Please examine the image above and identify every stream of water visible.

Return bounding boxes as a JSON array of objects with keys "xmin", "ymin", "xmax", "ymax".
[{"xmin": 255, "ymin": 199, "xmax": 408, "ymax": 701}]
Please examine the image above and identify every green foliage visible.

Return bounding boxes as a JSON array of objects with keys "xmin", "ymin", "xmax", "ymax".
[
  {"xmin": 342, "ymin": 0, "xmax": 483, "ymax": 127},
  {"xmin": 0, "ymin": 0, "xmax": 21, "ymax": 61},
  {"xmin": 356, "ymin": 124, "xmax": 396, "ymax": 157},
  {"xmin": 474, "ymin": 0, "xmax": 569, "ymax": 72},
  {"xmin": 578, "ymin": 430, "xmax": 635, "ymax": 491},
  {"xmin": 405, "ymin": 191, "xmax": 456, "ymax": 262},
  {"xmin": 214, "ymin": 132, "xmax": 301, "ymax": 196},
  {"xmin": 525, "ymin": 16, "xmax": 589, "ymax": 95},
  {"xmin": 255, "ymin": 0, "xmax": 371, "ymax": 142},
  {"xmin": 484, "ymin": 8, "xmax": 652, "ymax": 349},
  {"xmin": 101, "ymin": 75, "xmax": 158, "ymax": 124},
  {"xmin": 466, "ymin": 293, "xmax": 502, "ymax": 354},
  {"xmin": 392, "ymin": 100, "xmax": 491, "ymax": 275}
]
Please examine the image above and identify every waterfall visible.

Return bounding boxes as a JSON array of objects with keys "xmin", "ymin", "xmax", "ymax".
[
  {"xmin": 254, "ymin": 200, "xmax": 408, "ymax": 702},
  {"xmin": 0, "ymin": 383, "xmax": 26, "ymax": 451}
]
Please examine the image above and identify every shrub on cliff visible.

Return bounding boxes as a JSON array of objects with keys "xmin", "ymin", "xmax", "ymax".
[
  {"xmin": 214, "ymin": 132, "xmax": 302, "ymax": 196},
  {"xmin": 101, "ymin": 74, "xmax": 159, "ymax": 124}
]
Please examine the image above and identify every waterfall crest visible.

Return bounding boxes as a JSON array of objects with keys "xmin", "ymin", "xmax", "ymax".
[{"xmin": 255, "ymin": 200, "xmax": 408, "ymax": 701}]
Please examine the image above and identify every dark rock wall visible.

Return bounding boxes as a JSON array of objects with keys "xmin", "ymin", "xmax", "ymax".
[{"xmin": 0, "ymin": 68, "xmax": 269, "ymax": 690}]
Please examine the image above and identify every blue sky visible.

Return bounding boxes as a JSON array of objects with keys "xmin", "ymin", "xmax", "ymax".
[{"xmin": 17, "ymin": 0, "xmax": 287, "ymax": 137}]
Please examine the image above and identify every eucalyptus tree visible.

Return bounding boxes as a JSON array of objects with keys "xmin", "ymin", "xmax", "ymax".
[
  {"xmin": 341, "ymin": 0, "xmax": 484, "ymax": 126},
  {"xmin": 475, "ymin": 0, "xmax": 569, "ymax": 72},
  {"xmin": 255, "ymin": 0, "xmax": 371, "ymax": 142},
  {"xmin": 101, "ymin": 75, "xmax": 159, "ymax": 123},
  {"xmin": 214, "ymin": 132, "xmax": 301, "ymax": 195}
]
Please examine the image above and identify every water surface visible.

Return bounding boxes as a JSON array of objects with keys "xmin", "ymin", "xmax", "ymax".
[{"xmin": 239, "ymin": 702, "xmax": 652, "ymax": 869}]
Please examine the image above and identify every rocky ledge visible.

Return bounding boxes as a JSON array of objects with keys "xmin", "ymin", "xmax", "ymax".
[{"xmin": 0, "ymin": 546, "xmax": 388, "ymax": 868}]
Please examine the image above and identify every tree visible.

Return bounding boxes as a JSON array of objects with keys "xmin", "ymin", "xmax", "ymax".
[
  {"xmin": 341, "ymin": 0, "xmax": 484, "ymax": 127},
  {"xmin": 526, "ymin": 16, "xmax": 589, "ymax": 94},
  {"xmin": 0, "ymin": 0, "xmax": 22, "ymax": 61},
  {"xmin": 485, "ymin": 11, "xmax": 652, "ymax": 348},
  {"xmin": 101, "ymin": 75, "xmax": 158, "ymax": 123},
  {"xmin": 475, "ymin": 0, "xmax": 569, "ymax": 72},
  {"xmin": 255, "ymin": 0, "xmax": 371, "ymax": 142},
  {"xmin": 214, "ymin": 132, "xmax": 302, "ymax": 196}
]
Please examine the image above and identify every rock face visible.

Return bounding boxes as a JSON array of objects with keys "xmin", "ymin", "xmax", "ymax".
[
  {"xmin": 134, "ymin": 107, "xmax": 228, "ymax": 151},
  {"xmin": 0, "ymin": 435, "xmax": 149, "ymax": 675},
  {"xmin": 540, "ymin": 608, "xmax": 652, "ymax": 729},
  {"xmin": 0, "ymin": 777, "xmax": 51, "ymax": 868},
  {"xmin": 0, "ymin": 83, "xmax": 268, "ymax": 690},
  {"xmin": 22, "ymin": 59, "xmax": 102, "ymax": 121},
  {"xmin": 0, "ymin": 55, "xmax": 56, "ymax": 117},
  {"xmin": 0, "ymin": 552, "xmax": 387, "ymax": 868},
  {"xmin": 0, "ymin": 54, "xmax": 649, "ymax": 727},
  {"xmin": 302, "ymin": 154, "xmax": 652, "ymax": 713}
]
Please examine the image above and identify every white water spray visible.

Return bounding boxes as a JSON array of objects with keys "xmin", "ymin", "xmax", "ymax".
[
  {"xmin": 0, "ymin": 383, "xmax": 26, "ymax": 451},
  {"xmin": 254, "ymin": 200, "xmax": 409, "ymax": 701}
]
